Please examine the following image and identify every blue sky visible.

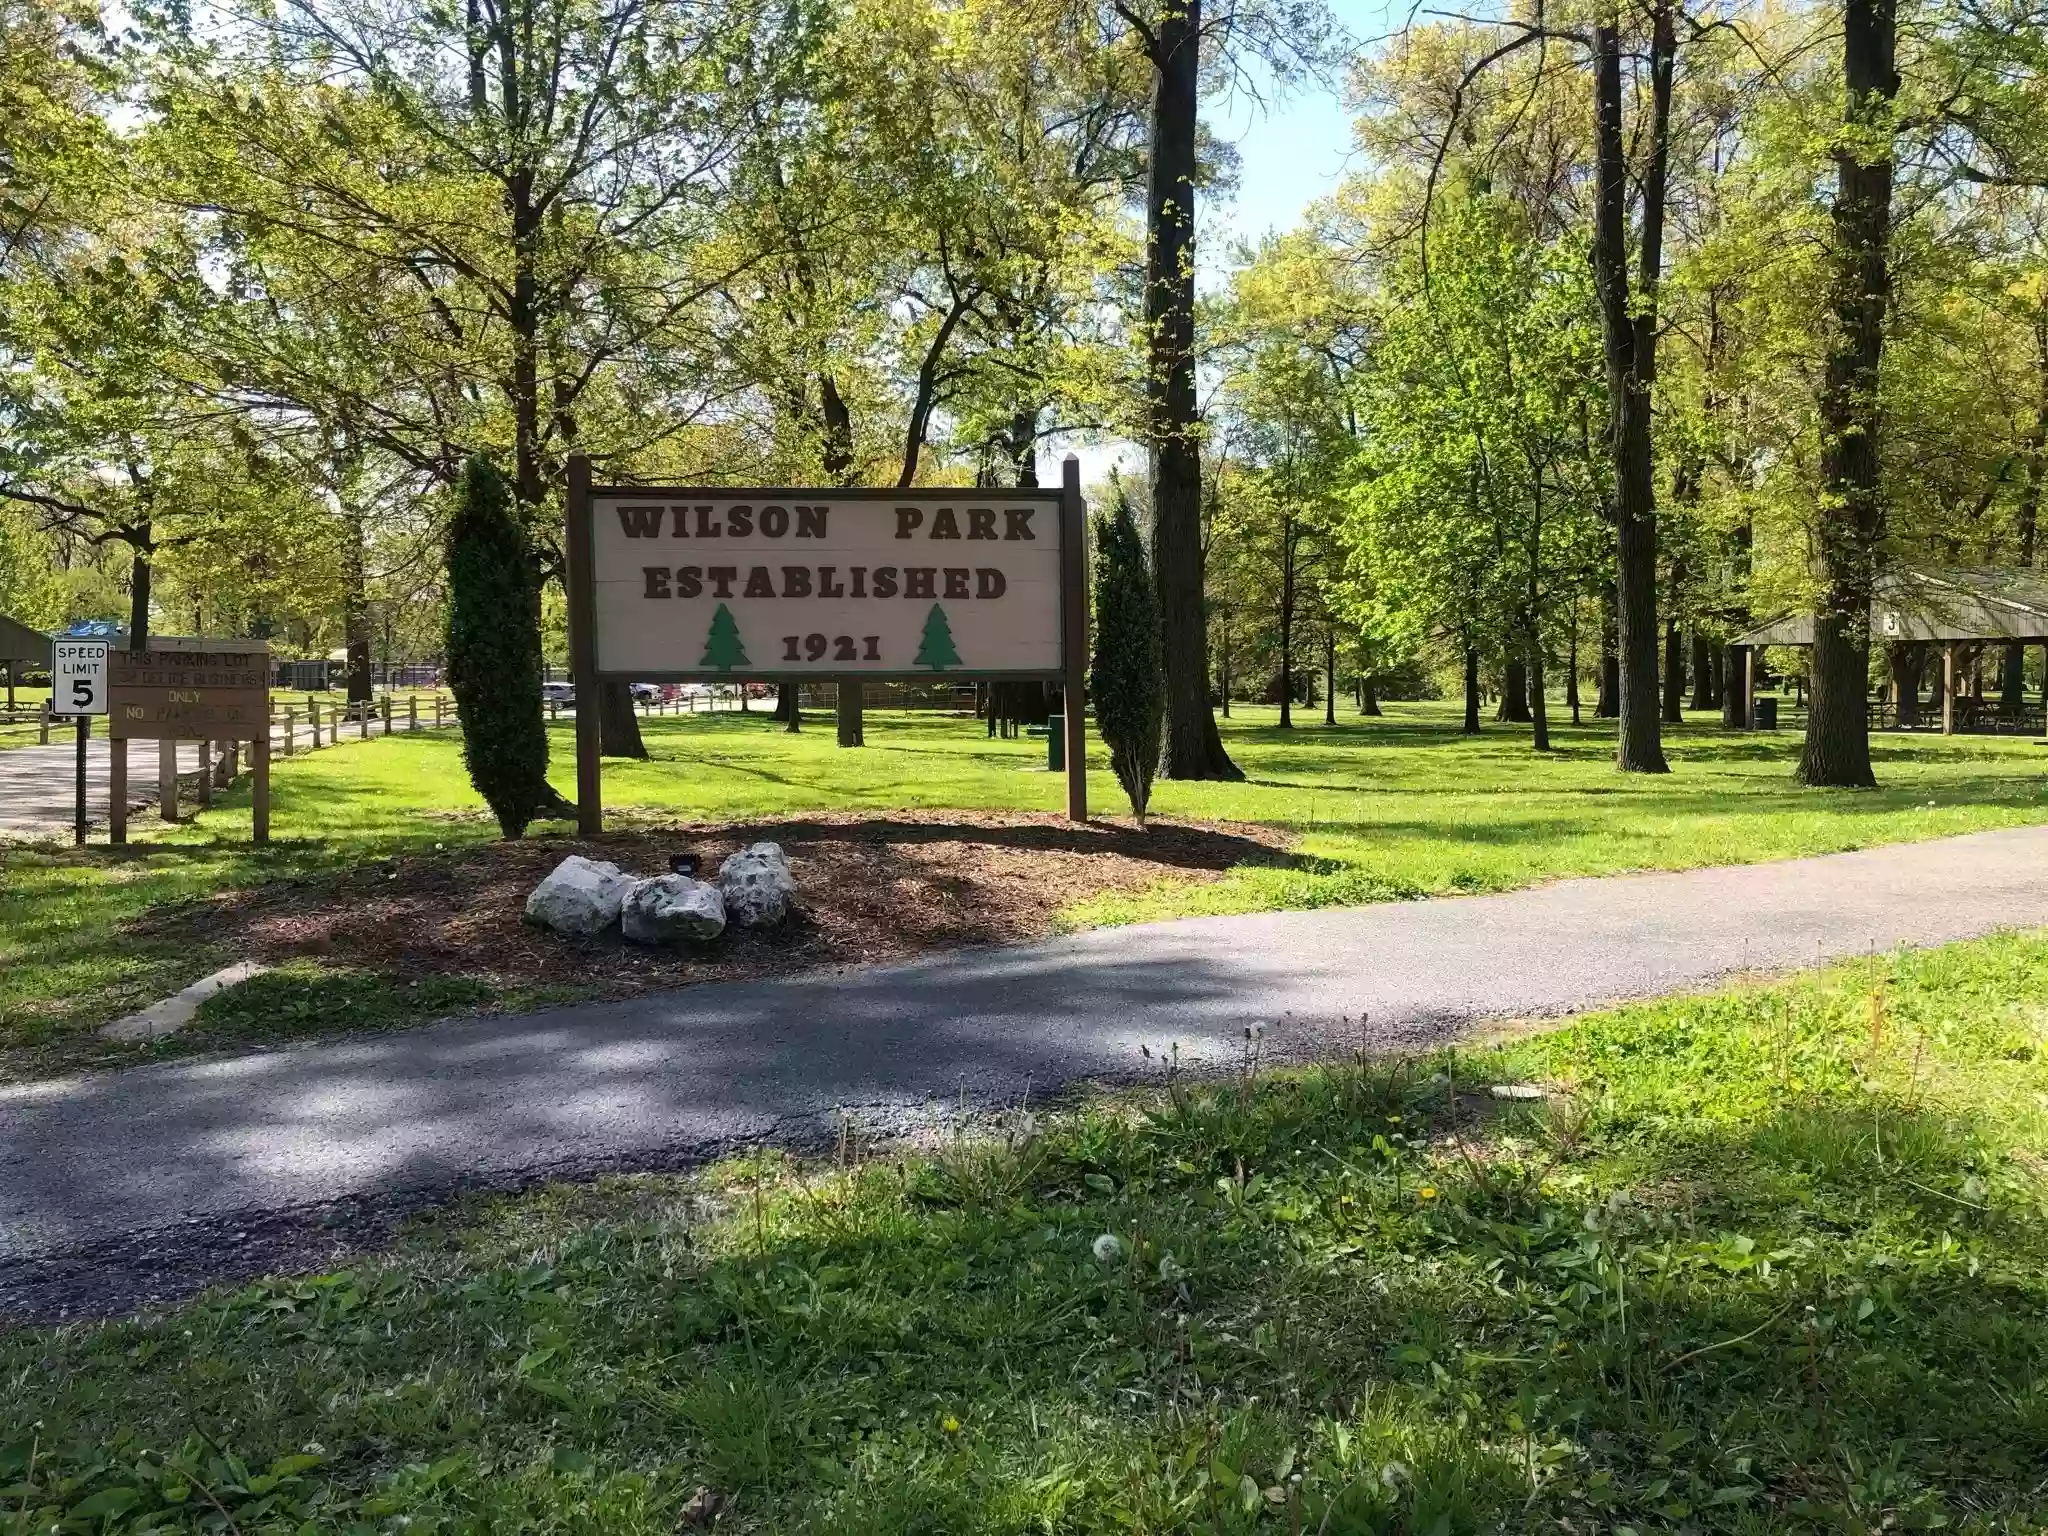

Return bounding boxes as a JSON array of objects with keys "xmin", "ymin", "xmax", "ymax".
[{"xmin": 1054, "ymin": 0, "xmax": 1403, "ymax": 485}]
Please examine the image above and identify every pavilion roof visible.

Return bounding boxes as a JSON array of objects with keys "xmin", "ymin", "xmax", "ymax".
[
  {"xmin": 1732, "ymin": 567, "xmax": 2048, "ymax": 648},
  {"xmin": 0, "ymin": 612, "xmax": 47, "ymax": 665}
]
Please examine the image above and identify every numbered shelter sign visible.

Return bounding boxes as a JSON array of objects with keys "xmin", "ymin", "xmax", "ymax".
[
  {"xmin": 108, "ymin": 649, "xmax": 271, "ymax": 740},
  {"xmin": 565, "ymin": 456, "xmax": 1089, "ymax": 830},
  {"xmin": 52, "ymin": 639, "xmax": 110, "ymax": 716}
]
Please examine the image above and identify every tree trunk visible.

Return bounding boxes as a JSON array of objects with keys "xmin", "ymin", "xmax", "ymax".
[
  {"xmin": 776, "ymin": 682, "xmax": 801, "ymax": 731},
  {"xmin": 1528, "ymin": 634, "xmax": 1550, "ymax": 752},
  {"xmin": 1590, "ymin": 8, "xmax": 1673, "ymax": 773},
  {"xmin": 1359, "ymin": 671, "xmax": 1381, "ymax": 716},
  {"xmin": 1567, "ymin": 619, "xmax": 1582, "ymax": 725},
  {"xmin": 1662, "ymin": 619, "xmax": 1685, "ymax": 723},
  {"xmin": 1690, "ymin": 631, "xmax": 1718, "ymax": 709},
  {"xmin": 1218, "ymin": 617, "xmax": 1232, "ymax": 718},
  {"xmin": 1462, "ymin": 646, "xmax": 1481, "ymax": 734},
  {"xmin": 1323, "ymin": 629, "xmax": 1336, "ymax": 727},
  {"xmin": 1498, "ymin": 658, "xmax": 1531, "ymax": 722},
  {"xmin": 1891, "ymin": 642, "xmax": 1924, "ymax": 727},
  {"xmin": 822, "ymin": 375, "xmax": 865, "ymax": 748},
  {"xmin": 1142, "ymin": 0, "xmax": 1237, "ymax": 780},
  {"xmin": 1596, "ymin": 588, "xmax": 1619, "ymax": 718},
  {"xmin": 2003, "ymin": 342, "xmax": 2044, "ymax": 714},
  {"xmin": 342, "ymin": 513, "xmax": 372, "ymax": 708},
  {"xmin": 599, "ymin": 681, "xmax": 649, "ymax": 758},
  {"xmin": 127, "ymin": 525, "xmax": 153, "ymax": 650},
  {"xmin": 1798, "ymin": 0, "xmax": 1896, "ymax": 788},
  {"xmin": 1718, "ymin": 645, "xmax": 1744, "ymax": 727},
  {"xmin": 1277, "ymin": 519, "xmax": 1295, "ymax": 729}
]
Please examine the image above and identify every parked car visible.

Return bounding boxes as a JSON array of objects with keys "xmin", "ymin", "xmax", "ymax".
[
  {"xmin": 630, "ymin": 682, "xmax": 661, "ymax": 702},
  {"xmin": 541, "ymin": 681, "xmax": 576, "ymax": 706}
]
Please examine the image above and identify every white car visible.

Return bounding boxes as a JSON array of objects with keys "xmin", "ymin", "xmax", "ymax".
[{"xmin": 541, "ymin": 681, "xmax": 576, "ymax": 706}]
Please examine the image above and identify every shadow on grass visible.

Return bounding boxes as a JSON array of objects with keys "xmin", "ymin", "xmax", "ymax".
[{"xmin": 11, "ymin": 1067, "xmax": 2043, "ymax": 1533}]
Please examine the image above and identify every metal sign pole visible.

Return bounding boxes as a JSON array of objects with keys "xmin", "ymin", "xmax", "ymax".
[
  {"xmin": 73, "ymin": 714, "xmax": 89, "ymax": 846},
  {"xmin": 109, "ymin": 738, "xmax": 127, "ymax": 846},
  {"xmin": 1060, "ymin": 455, "xmax": 1088, "ymax": 823},
  {"xmin": 566, "ymin": 454, "xmax": 603, "ymax": 834}
]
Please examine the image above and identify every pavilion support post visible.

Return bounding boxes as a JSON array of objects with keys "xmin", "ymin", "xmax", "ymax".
[
  {"xmin": 1942, "ymin": 643, "xmax": 1957, "ymax": 736},
  {"xmin": 1734, "ymin": 646, "xmax": 1754, "ymax": 729}
]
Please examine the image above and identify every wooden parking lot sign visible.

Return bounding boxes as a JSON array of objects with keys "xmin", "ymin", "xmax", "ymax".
[
  {"xmin": 103, "ymin": 642, "xmax": 273, "ymax": 845},
  {"xmin": 564, "ymin": 454, "xmax": 1090, "ymax": 833}
]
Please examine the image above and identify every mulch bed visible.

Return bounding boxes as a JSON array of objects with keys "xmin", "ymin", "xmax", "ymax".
[{"xmin": 128, "ymin": 812, "xmax": 1298, "ymax": 999}]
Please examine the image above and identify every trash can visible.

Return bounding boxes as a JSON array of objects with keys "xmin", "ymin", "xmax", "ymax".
[
  {"xmin": 1046, "ymin": 712, "xmax": 1065, "ymax": 771},
  {"xmin": 1753, "ymin": 696, "xmax": 1778, "ymax": 730}
]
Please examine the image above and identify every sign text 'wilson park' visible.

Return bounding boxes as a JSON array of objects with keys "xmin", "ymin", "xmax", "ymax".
[{"xmin": 589, "ymin": 492, "xmax": 1064, "ymax": 678}]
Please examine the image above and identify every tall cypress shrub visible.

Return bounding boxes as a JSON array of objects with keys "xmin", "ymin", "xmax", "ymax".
[
  {"xmin": 445, "ymin": 455, "xmax": 551, "ymax": 838},
  {"xmin": 1090, "ymin": 483, "xmax": 1164, "ymax": 827}
]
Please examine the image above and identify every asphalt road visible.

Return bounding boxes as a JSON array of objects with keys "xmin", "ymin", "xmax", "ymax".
[
  {"xmin": 4, "ymin": 824, "xmax": 2046, "ymax": 1315},
  {"xmin": 0, "ymin": 736, "xmax": 188, "ymax": 838},
  {"xmin": 0, "ymin": 709, "xmax": 446, "ymax": 839}
]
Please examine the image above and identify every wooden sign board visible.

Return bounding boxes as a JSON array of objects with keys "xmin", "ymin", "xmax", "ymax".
[
  {"xmin": 586, "ymin": 492, "xmax": 1064, "ymax": 679},
  {"xmin": 564, "ymin": 455, "xmax": 1090, "ymax": 830},
  {"xmin": 109, "ymin": 649, "xmax": 270, "ymax": 740}
]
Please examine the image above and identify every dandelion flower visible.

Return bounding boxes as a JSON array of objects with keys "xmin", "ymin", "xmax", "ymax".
[
  {"xmin": 1091, "ymin": 1233, "xmax": 1123, "ymax": 1264},
  {"xmin": 1418, "ymin": 1184, "xmax": 1438, "ymax": 1201},
  {"xmin": 941, "ymin": 1414, "xmax": 962, "ymax": 1434},
  {"xmin": 1158, "ymin": 1251, "xmax": 1188, "ymax": 1284}
]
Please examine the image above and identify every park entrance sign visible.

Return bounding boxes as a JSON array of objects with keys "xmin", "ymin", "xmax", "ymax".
[{"xmin": 565, "ymin": 454, "xmax": 1089, "ymax": 832}]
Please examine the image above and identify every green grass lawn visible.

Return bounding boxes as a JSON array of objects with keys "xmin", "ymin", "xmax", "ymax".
[
  {"xmin": 7, "ymin": 930, "xmax": 2045, "ymax": 1532},
  {"xmin": 3, "ymin": 703, "xmax": 2046, "ymax": 1074}
]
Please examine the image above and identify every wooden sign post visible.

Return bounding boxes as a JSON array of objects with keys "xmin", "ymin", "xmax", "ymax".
[
  {"xmin": 564, "ymin": 454, "xmax": 1090, "ymax": 834},
  {"xmin": 106, "ymin": 643, "xmax": 273, "ymax": 845}
]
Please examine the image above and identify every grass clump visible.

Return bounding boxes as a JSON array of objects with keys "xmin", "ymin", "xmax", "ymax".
[{"xmin": 6, "ymin": 930, "xmax": 2048, "ymax": 1531}]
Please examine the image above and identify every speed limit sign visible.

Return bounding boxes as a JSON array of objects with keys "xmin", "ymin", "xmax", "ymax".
[{"xmin": 52, "ymin": 639, "xmax": 109, "ymax": 716}]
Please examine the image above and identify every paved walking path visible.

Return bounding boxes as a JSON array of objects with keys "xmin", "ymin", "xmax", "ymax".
[{"xmin": 4, "ymin": 824, "xmax": 2046, "ymax": 1304}]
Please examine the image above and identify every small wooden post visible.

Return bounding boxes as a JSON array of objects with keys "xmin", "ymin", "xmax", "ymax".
[
  {"xmin": 381, "ymin": 694, "xmax": 392, "ymax": 734},
  {"xmin": 359, "ymin": 699, "xmax": 370, "ymax": 740},
  {"xmin": 408, "ymin": 695, "xmax": 418, "ymax": 731},
  {"xmin": 39, "ymin": 707, "xmax": 49, "ymax": 745},
  {"xmin": 1942, "ymin": 643, "xmax": 1957, "ymax": 736},
  {"xmin": 282, "ymin": 707, "xmax": 294, "ymax": 755},
  {"xmin": 436, "ymin": 693, "xmax": 445, "ymax": 728},
  {"xmin": 159, "ymin": 739, "xmax": 178, "ymax": 822},
  {"xmin": 252, "ymin": 735, "xmax": 270, "ymax": 845},
  {"xmin": 195, "ymin": 740, "xmax": 212, "ymax": 808},
  {"xmin": 309, "ymin": 700, "xmax": 321, "ymax": 748},
  {"xmin": 109, "ymin": 737, "xmax": 126, "ymax": 846}
]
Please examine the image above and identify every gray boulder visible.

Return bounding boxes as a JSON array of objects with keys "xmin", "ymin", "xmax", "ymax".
[
  {"xmin": 525, "ymin": 855, "xmax": 633, "ymax": 936},
  {"xmin": 718, "ymin": 841, "xmax": 795, "ymax": 927},
  {"xmin": 621, "ymin": 875, "xmax": 726, "ymax": 944}
]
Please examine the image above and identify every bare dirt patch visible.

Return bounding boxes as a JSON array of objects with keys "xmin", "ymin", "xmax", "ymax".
[{"xmin": 128, "ymin": 811, "xmax": 1297, "ymax": 999}]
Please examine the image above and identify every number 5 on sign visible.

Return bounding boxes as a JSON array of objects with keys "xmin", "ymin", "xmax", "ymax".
[{"xmin": 52, "ymin": 640, "xmax": 109, "ymax": 716}]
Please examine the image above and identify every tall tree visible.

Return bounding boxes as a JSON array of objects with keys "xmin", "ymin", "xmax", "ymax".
[
  {"xmin": 1102, "ymin": 0, "xmax": 1335, "ymax": 780},
  {"xmin": 1797, "ymin": 0, "xmax": 1898, "ymax": 787}
]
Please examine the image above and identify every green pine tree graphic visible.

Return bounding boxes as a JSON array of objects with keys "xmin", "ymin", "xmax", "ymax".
[
  {"xmin": 699, "ymin": 603, "xmax": 750, "ymax": 672},
  {"xmin": 914, "ymin": 603, "xmax": 963, "ymax": 671}
]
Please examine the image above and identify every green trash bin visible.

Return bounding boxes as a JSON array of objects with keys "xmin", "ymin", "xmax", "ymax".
[
  {"xmin": 1047, "ymin": 712, "xmax": 1065, "ymax": 771},
  {"xmin": 1753, "ymin": 696, "xmax": 1778, "ymax": 730}
]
